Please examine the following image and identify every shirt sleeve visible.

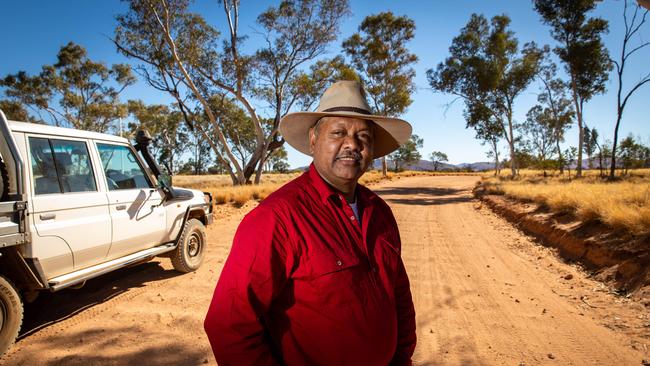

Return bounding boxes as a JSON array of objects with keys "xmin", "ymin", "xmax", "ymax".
[
  {"xmin": 389, "ymin": 217, "xmax": 417, "ymax": 366},
  {"xmin": 390, "ymin": 256, "xmax": 417, "ymax": 366},
  {"xmin": 204, "ymin": 205, "xmax": 294, "ymax": 366}
]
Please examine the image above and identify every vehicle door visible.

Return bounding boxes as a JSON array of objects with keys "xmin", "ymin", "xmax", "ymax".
[
  {"xmin": 28, "ymin": 136, "xmax": 112, "ymax": 275},
  {"xmin": 95, "ymin": 142, "xmax": 166, "ymax": 260}
]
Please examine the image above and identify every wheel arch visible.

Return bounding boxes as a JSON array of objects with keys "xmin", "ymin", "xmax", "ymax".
[{"xmin": 0, "ymin": 247, "xmax": 46, "ymax": 293}]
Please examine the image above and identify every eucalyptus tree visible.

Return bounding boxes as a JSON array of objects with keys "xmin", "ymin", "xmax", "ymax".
[
  {"xmin": 291, "ymin": 56, "xmax": 359, "ymax": 112},
  {"xmin": 428, "ymin": 14, "xmax": 544, "ymax": 177},
  {"xmin": 534, "ymin": 59, "xmax": 574, "ymax": 173},
  {"xmin": 390, "ymin": 134, "xmax": 423, "ymax": 172},
  {"xmin": 583, "ymin": 126, "xmax": 599, "ymax": 169},
  {"xmin": 429, "ymin": 151, "xmax": 449, "ymax": 171},
  {"xmin": 522, "ymin": 105, "xmax": 557, "ymax": 174},
  {"xmin": 342, "ymin": 12, "xmax": 418, "ymax": 176},
  {"xmin": 0, "ymin": 42, "xmax": 135, "ymax": 132},
  {"xmin": 534, "ymin": 0, "xmax": 612, "ymax": 177},
  {"xmin": 114, "ymin": 0, "xmax": 350, "ymax": 185}
]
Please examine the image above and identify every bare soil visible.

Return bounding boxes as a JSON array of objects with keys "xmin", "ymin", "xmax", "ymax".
[
  {"xmin": 1, "ymin": 175, "xmax": 648, "ymax": 365},
  {"xmin": 475, "ymin": 190, "xmax": 650, "ymax": 297}
]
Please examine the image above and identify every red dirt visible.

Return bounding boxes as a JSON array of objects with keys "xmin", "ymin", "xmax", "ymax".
[{"xmin": 1, "ymin": 176, "xmax": 648, "ymax": 365}]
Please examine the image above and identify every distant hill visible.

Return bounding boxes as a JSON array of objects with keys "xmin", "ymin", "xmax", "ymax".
[{"xmin": 371, "ymin": 159, "xmax": 496, "ymax": 172}]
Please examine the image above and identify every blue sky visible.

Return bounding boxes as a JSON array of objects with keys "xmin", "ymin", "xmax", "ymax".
[{"xmin": 1, "ymin": 0, "xmax": 649, "ymax": 168}]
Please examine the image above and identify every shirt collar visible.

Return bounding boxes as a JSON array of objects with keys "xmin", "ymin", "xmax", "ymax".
[
  {"xmin": 307, "ymin": 163, "xmax": 374, "ymax": 205},
  {"xmin": 308, "ymin": 163, "xmax": 339, "ymax": 204}
]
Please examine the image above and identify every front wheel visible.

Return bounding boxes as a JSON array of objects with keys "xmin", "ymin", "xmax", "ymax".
[
  {"xmin": 0, "ymin": 276, "xmax": 22, "ymax": 357},
  {"xmin": 171, "ymin": 219, "xmax": 206, "ymax": 273}
]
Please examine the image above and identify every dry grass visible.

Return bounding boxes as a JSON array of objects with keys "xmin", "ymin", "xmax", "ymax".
[
  {"xmin": 172, "ymin": 173, "xmax": 300, "ymax": 207},
  {"xmin": 480, "ymin": 169, "xmax": 650, "ymax": 235},
  {"xmin": 173, "ymin": 169, "xmax": 468, "ymax": 207}
]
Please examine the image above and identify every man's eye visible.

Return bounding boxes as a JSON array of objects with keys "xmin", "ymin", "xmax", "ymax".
[{"xmin": 331, "ymin": 130, "xmax": 346, "ymax": 136}]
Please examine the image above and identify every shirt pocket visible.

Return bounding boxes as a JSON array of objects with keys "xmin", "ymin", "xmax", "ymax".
[
  {"xmin": 306, "ymin": 249, "xmax": 361, "ymax": 278},
  {"xmin": 299, "ymin": 249, "xmax": 365, "ymax": 306}
]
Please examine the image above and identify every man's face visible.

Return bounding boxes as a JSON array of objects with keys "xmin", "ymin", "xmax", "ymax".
[{"xmin": 309, "ymin": 116, "xmax": 374, "ymax": 190}]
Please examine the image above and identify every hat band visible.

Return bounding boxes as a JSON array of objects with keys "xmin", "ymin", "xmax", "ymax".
[{"xmin": 322, "ymin": 106, "xmax": 371, "ymax": 115}]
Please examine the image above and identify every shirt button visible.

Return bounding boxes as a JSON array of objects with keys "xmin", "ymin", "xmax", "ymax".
[
  {"xmin": 336, "ymin": 260, "xmax": 342, "ymax": 266},
  {"xmin": 350, "ymin": 216, "xmax": 355, "ymax": 221}
]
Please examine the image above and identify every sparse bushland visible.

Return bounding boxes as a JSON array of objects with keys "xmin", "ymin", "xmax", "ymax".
[
  {"xmin": 174, "ymin": 170, "xmax": 476, "ymax": 207},
  {"xmin": 479, "ymin": 169, "xmax": 650, "ymax": 235}
]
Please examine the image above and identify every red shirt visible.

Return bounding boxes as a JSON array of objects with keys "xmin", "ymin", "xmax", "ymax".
[{"xmin": 204, "ymin": 164, "xmax": 416, "ymax": 366}]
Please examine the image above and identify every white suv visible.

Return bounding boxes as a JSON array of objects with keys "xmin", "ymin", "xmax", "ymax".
[{"xmin": 0, "ymin": 110, "xmax": 212, "ymax": 356}]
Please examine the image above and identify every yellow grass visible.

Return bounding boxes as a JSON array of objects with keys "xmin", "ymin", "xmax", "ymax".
[
  {"xmin": 480, "ymin": 169, "xmax": 650, "ymax": 235},
  {"xmin": 172, "ymin": 173, "xmax": 300, "ymax": 207},
  {"xmin": 173, "ymin": 169, "xmax": 471, "ymax": 207}
]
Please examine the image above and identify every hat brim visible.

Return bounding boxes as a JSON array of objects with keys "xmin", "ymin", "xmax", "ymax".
[{"xmin": 279, "ymin": 110, "xmax": 412, "ymax": 159}]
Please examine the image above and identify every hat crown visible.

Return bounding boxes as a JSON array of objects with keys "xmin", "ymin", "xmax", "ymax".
[{"xmin": 316, "ymin": 81, "xmax": 372, "ymax": 114}]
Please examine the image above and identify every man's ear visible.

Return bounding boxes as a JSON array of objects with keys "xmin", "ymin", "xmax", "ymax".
[{"xmin": 308, "ymin": 127, "xmax": 316, "ymax": 154}]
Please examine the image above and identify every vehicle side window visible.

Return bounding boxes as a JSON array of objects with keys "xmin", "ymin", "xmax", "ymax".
[
  {"xmin": 97, "ymin": 143, "xmax": 152, "ymax": 190},
  {"xmin": 29, "ymin": 137, "xmax": 97, "ymax": 194}
]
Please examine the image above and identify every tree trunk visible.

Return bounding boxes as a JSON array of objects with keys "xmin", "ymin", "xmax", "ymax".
[
  {"xmin": 610, "ymin": 108, "xmax": 623, "ymax": 179},
  {"xmin": 381, "ymin": 156, "xmax": 388, "ymax": 177},
  {"xmin": 507, "ymin": 139, "xmax": 516, "ymax": 177},
  {"xmin": 570, "ymin": 77, "xmax": 583, "ymax": 177},
  {"xmin": 555, "ymin": 140, "xmax": 563, "ymax": 174},
  {"xmin": 505, "ymin": 103, "xmax": 517, "ymax": 177},
  {"xmin": 598, "ymin": 151, "xmax": 604, "ymax": 177}
]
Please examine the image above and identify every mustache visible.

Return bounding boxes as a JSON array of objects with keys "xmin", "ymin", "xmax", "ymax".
[{"xmin": 335, "ymin": 151, "xmax": 362, "ymax": 161}]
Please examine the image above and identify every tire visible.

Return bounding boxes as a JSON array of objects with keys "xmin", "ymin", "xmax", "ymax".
[
  {"xmin": 0, "ymin": 276, "xmax": 22, "ymax": 357},
  {"xmin": 171, "ymin": 219, "xmax": 206, "ymax": 273}
]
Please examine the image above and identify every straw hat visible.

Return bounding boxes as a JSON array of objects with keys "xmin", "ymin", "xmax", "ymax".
[{"xmin": 279, "ymin": 80, "xmax": 412, "ymax": 158}]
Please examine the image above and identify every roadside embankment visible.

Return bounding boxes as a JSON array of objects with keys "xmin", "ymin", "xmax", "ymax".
[{"xmin": 474, "ymin": 182, "xmax": 650, "ymax": 300}]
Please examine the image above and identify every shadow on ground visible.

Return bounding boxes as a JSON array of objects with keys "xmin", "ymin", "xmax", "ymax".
[
  {"xmin": 17, "ymin": 326, "xmax": 208, "ymax": 366},
  {"xmin": 376, "ymin": 186, "xmax": 473, "ymax": 206},
  {"xmin": 19, "ymin": 260, "xmax": 181, "ymax": 340}
]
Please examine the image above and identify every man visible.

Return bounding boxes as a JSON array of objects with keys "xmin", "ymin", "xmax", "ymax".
[{"xmin": 204, "ymin": 81, "xmax": 416, "ymax": 365}]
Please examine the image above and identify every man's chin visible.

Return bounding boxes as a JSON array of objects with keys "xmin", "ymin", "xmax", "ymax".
[{"xmin": 332, "ymin": 166, "xmax": 366, "ymax": 181}]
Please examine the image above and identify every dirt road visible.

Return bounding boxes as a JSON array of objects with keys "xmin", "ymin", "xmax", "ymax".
[{"xmin": 2, "ymin": 175, "xmax": 648, "ymax": 365}]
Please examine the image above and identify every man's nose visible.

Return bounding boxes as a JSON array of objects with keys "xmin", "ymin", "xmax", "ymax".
[{"xmin": 342, "ymin": 133, "xmax": 362, "ymax": 151}]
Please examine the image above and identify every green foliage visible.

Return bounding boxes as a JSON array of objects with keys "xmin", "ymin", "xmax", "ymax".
[
  {"xmin": 115, "ymin": 0, "xmax": 350, "ymax": 184},
  {"xmin": 428, "ymin": 13, "xmax": 544, "ymax": 177},
  {"xmin": 534, "ymin": 56, "xmax": 574, "ymax": 172},
  {"xmin": 429, "ymin": 151, "xmax": 449, "ymax": 171},
  {"xmin": 266, "ymin": 146, "xmax": 290, "ymax": 173},
  {"xmin": 291, "ymin": 56, "xmax": 359, "ymax": 112},
  {"xmin": 127, "ymin": 100, "xmax": 188, "ymax": 173},
  {"xmin": 343, "ymin": 11, "xmax": 418, "ymax": 176},
  {"xmin": 618, "ymin": 135, "xmax": 650, "ymax": 174},
  {"xmin": 390, "ymin": 134, "xmax": 423, "ymax": 172},
  {"xmin": 563, "ymin": 146, "xmax": 578, "ymax": 175},
  {"xmin": 583, "ymin": 127, "xmax": 599, "ymax": 169},
  {"xmin": 0, "ymin": 42, "xmax": 135, "ymax": 132},
  {"xmin": 522, "ymin": 104, "xmax": 556, "ymax": 169},
  {"xmin": 342, "ymin": 12, "xmax": 417, "ymax": 117},
  {"xmin": 255, "ymin": 0, "xmax": 352, "ymax": 116}
]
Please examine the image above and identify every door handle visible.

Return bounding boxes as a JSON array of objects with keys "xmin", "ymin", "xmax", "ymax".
[
  {"xmin": 40, "ymin": 213, "xmax": 56, "ymax": 220},
  {"xmin": 115, "ymin": 204, "xmax": 127, "ymax": 211}
]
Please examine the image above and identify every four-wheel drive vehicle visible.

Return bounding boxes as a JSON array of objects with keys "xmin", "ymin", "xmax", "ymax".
[{"xmin": 0, "ymin": 110, "xmax": 212, "ymax": 356}]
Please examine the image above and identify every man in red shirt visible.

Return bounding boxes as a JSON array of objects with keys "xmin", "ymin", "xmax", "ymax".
[{"xmin": 204, "ymin": 81, "xmax": 416, "ymax": 365}]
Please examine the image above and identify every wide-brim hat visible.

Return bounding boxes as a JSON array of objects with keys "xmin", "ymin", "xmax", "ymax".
[{"xmin": 279, "ymin": 80, "xmax": 412, "ymax": 158}]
